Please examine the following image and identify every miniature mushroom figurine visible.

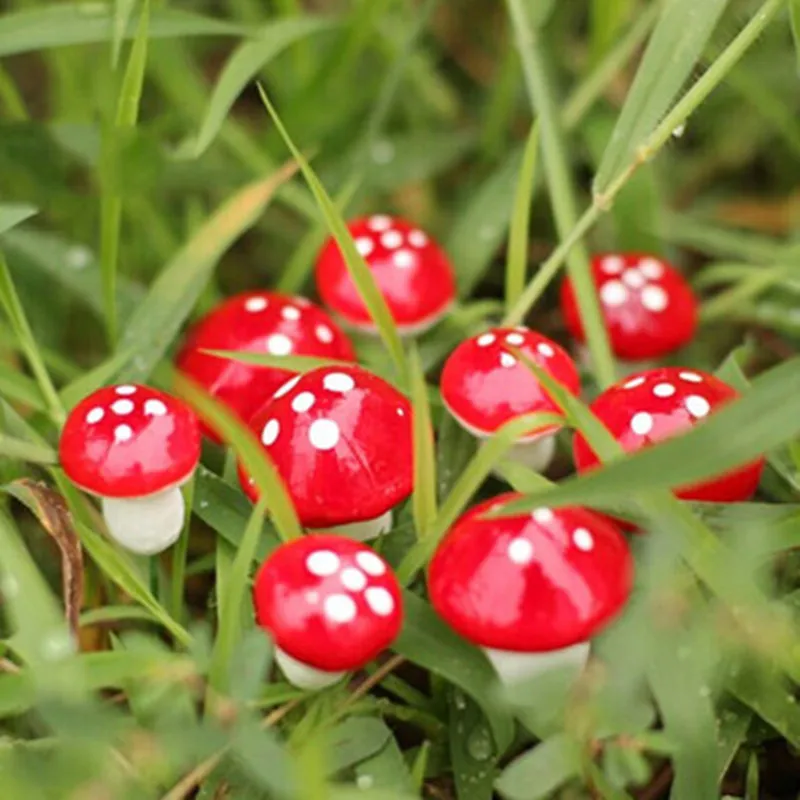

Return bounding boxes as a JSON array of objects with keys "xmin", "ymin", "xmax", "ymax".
[
  {"xmin": 440, "ymin": 326, "xmax": 581, "ymax": 473},
  {"xmin": 573, "ymin": 367, "xmax": 765, "ymax": 502},
  {"xmin": 253, "ymin": 534, "xmax": 403, "ymax": 689},
  {"xmin": 560, "ymin": 253, "xmax": 698, "ymax": 374},
  {"xmin": 176, "ymin": 291, "xmax": 355, "ymax": 442},
  {"xmin": 240, "ymin": 365, "xmax": 413, "ymax": 540},
  {"xmin": 315, "ymin": 214, "xmax": 457, "ymax": 337},
  {"xmin": 428, "ymin": 493, "xmax": 633, "ymax": 686},
  {"xmin": 59, "ymin": 384, "xmax": 201, "ymax": 555}
]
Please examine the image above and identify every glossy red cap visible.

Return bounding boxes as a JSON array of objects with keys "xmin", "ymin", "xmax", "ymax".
[
  {"xmin": 239, "ymin": 365, "xmax": 413, "ymax": 528},
  {"xmin": 315, "ymin": 215, "xmax": 456, "ymax": 335},
  {"xmin": 176, "ymin": 291, "xmax": 355, "ymax": 442},
  {"xmin": 59, "ymin": 384, "xmax": 200, "ymax": 498},
  {"xmin": 428, "ymin": 494, "xmax": 633, "ymax": 652},
  {"xmin": 440, "ymin": 327, "xmax": 581, "ymax": 438},
  {"xmin": 254, "ymin": 535, "xmax": 403, "ymax": 672},
  {"xmin": 560, "ymin": 254, "xmax": 698, "ymax": 361},
  {"xmin": 573, "ymin": 367, "xmax": 764, "ymax": 502}
]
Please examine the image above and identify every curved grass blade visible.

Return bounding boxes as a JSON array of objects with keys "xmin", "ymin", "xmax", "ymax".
[
  {"xmin": 408, "ymin": 347, "xmax": 437, "ymax": 539},
  {"xmin": 111, "ymin": 0, "xmax": 137, "ymax": 67},
  {"xmin": 0, "ymin": 204, "xmax": 37, "ymax": 236},
  {"xmin": 792, "ymin": 0, "xmax": 800, "ymax": 70},
  {"xmin": 0, "ymin": 435, "xmax": 56, "ymax": 464},
  {"xmin": 201, "ymin": 349, "xmax": 348, "ymax": 372}
]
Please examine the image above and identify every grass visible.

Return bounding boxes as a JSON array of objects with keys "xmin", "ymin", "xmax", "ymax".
[{"xmin": 0, "ymin": 0, "xmax": 799, "ymax": 798}]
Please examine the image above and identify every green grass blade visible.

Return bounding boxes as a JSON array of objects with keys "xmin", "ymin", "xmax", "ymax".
[
  {"xmin": 589, "ymin": 0, "xmax": 633, "ymax": 61},
  {"xmin": 505, "ymin": 121, "xmax": 539, "ymax": 313},
  {"xmin": 201, "ymin": 350, "xmax": 348, "ymax": 372},
  {"xmin": 408, "ymin": 347, "xmax": 437, "ymax": 539},
  {"xmin": 111, "ymin": 0, "xmax": 137, "ymax": 67},
  {"xmin": 494, "ymin": 733, "xmax": 581, "ymax": 800},
  {"xmin": 593, "ymin": 0, "xmax": 732, "ymax": 193},
  {"xmin": 791, "ymin": 0, "xmax": 800, "ymax": 70},
  {"xmin": 189, "ymin": 17, "xmax": 338, "ymax": 158},
  {"xmin": 0, "ymin": 362, "xmax": 46, "ymax": 412},
  {"xmin": 0, "ymin": 204, "xmax": 37, "ymax": 235},
  {"xmin": 0, "ymin": 435, "xmax": 56, "ymax": 464},
  {"xmin": 59, "ymin": 349, "xmax": 136, "ymax": 410},
  {"xmin": 116, "ymin": 161, "xmax": 299, "ymax": 382},
  {"xmin": 257, "ymin": 85, "xmax": 407, "ymax": 381}
]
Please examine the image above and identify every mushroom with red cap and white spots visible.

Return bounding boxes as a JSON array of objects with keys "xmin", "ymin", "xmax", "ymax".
[
  {"xmin": 59, "ymin": 385, "xmax": 201, "ymax": 555},
  {"xmin": 315, "ymin": 215, "xmax": 457, "ymax": 337},
  {"xmin": 560, "ymin": 253, "xmax": 698, "ymax": 374},
  {"xmin": 440, "ymin": 326, "xmax": 581, "ymax": 473},
  {"xmin": 176, "ymin": 291, "xmax": 355, "ymax": 442},
  {"xmin": 573, "ymin": 367, "xmax": 765, "ymax": 503},
  {"xmin": 428, "ymin": 493, "xmax": 633, "ymax": 686},
  {"xmin": 254, "ymin": 534, "xmax": 403, "ymax": 689},
  {"xmin": 240, "ymin": 365, "xmax": 413, "ymax": 541}
]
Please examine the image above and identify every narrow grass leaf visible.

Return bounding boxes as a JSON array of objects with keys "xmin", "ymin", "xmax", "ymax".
[
  {"xmin": 59, "ymin": 349, "xmax": 137, "ymax": 410},
  {"xmin": 505, "ymin": 121, "xmax": 539, "ymax": 313},
  {"xmin": 409, "ymin": 347, "xmax": 437, "ymax": 538},
  {"xmin": 111, "ymin": 0, "xmax": 137, "ymax": 67},
  {"xmin": 116, "ymin": 161, "xmax": 299, "ymax": 382},
  {"xmin": 191, "ymin": 17, "xmax": 338, "ymax": 158},
  {"xmin": 0, "ymin": 204, "xmax": 37, "ymax": 235},
  {"xmin": 258, "ymin": 86, "xmax": 407, "ymax": 380},
  {"xmin": 594, "ymin": 0, "xmax": 731, "ymax": 193},
  {"xmin": 449, "ymin": 691, "xmax": 498, "ymax": 798},
  {"xmin": 0, "ymin": 435, "xmax": 56, "ymax": 464},
  {"xmin": 0, "ymin": 362, "xmax": 46, "ymax": 412},
  {"xmin": 202, "ymin": 350, "xmax": 348, "ymax": 372},
  {"xmin": 494, "ymin": 733, "xmax": 581, "ymax": 800},
  {"xmin": 325, "ymin": 717, "xmax": 393, "ymax": 774},
  {"xmin": 791, "ymin": 0, "xmax": 800, "ymax": 71}
]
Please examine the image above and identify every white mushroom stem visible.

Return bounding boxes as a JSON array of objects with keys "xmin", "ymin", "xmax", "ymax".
[
  {"xmin": 503, "ymin": 434, "xmax": 557, "ymax": 475},
  {"xmin": 483, "ymin": 641, "xmax": 590, "ymax": 686},
  {"xmin": 576, "ymin": 344, "xmax": 657, "ymax": 379},
  {"xmin": 101, "ymin": 487, "xmax": 185, "ymax": 556},
  {"xmin": 313, "ymin": 510, "xmax": 394, "ymax": 542},
  {"xmin": 274, "ymin": 647, "xmax": 345, "ymax": 691}
]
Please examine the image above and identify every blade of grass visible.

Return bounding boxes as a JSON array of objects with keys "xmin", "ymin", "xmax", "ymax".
[
  {"xmin": 111, "ymin": 0, "xmax": 137, "ymax": 67},
  {"xmin": 0, "ymin": 435, "xmax": 56, "ymax": 464},
  {"xmin": 201, "ymin": 350, "xmax": 349, "ymax": 372},
  {"xmin": 169, "ymin": 476, "xmax": 195, "ymax": 625},
  {"xmin": 257, "ymin": 85, "xmax": 407, "ymax": 382},
  {"xmin": 0, "ymin": 363, "xmax": 46, "ymax": 412},
  {"xmin": 408, "ymin": 347, "xmax": 436, "ymax": 539},
  {"xmin": 0, "ymin": 204, "xmax": 37, "ymax": 236},
  {"xmin": 792, "ymin": 0, "xmax": 800, "ymax": 70}
]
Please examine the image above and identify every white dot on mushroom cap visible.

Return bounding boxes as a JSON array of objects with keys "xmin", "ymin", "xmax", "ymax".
[
  {"xmin": 309, "ymin": 419, "xmax": 340, "ymax": 450},
  {"xmin": 323, "ymin": 372, "xmax": 355, "ymax": 393},
  {"xmin": 261, "ymin": 419, "xmax": 280, "ymax": 446},
  {"xmin": 653, "ymin": 383, "xmax": 676, "ymax": 398},
  {"xmin": 679, "ymin": 371, "xmax": 703, "ymax": 383},
  {"xmin": 573, "ymin": 528, "xmax": 594, "ymax": 551},
  {"xmin": 600, "ymin": 280, "xmax": 628, "ymax": 307},
  {"xmin": 114, "ymin": 424, "xmax": 133, "ymax": 443},
  {"xmin": 601, "ymin": 256, "xmax": 624, "ymax": 274},
  {"xmin": 537, "ymin": 342, "xmax": 555, "ymax": 358},
  {"xmin": 355, "ymin": 551, "xmax": 386, "ymax": 576},
  {"xmin": 381, "ymin": 230, "xmax": 403, "ymax": 249},
  {"xmin": 267, "ymin": 333, "xmax": 293, "ymax": 356},
  {"xmin": 641, "ymin": 285, "xmax": 669, "ymax": 312},
  {"xmin": 144, "ymin": 399, "xmax": 167, "ymax": 417},
  {"xmin": 639, "ymin": 258, "xmax": 664, "ymax": 279},
  {"xmin": 622, "ymin": 269, "xmax": 646, "ymax": 289},
  {"xmin": 111, "ymin": 399, "xmax": 134, "ymax": 415},
  {"xmin": 393, "ymin": 249, "xmax": 414, "ymax": 269},
  {"xmin": 630, "ymin": 411, "xmax": 654, "ymax": 436},
  {"xmin": 86, "ymin": 407, "xmax": 104, "ymax": 424},
  {"xmin": 324, "ymin": 593, "xmax": 357, "ymax": 624},
  {"xmin": 274, "ymin": 375, "xmax": 301, "ymax": 398},
  {"xmin": 476, "ymin": 333, "xmax": 495, "ymax": 347},
  {"xmin": 355, "ymin": 237, "xmax": 374, "ymax": 257},
  {"xmin": 505, "ymin": 333, "xmax": 525, "ymax": 346},
  {"xmin": 315, "ymin": 324, "xmax": 334, "ymax": 344},
  {"xmin": 306, "ymin": 550, "xmax": 340, "ymax": 577},
  {"xmin": 340, "ymin": 567, "xmax": 367, "ymax": 592},
  {"xmin": 365, "ymin": 587, "xmax": 394, "ymax": 616},
  {"xmin": 499, "ymin": 352, "xmax": 516, "ymax": 368},
  {"xmin": 624, "ymin": 376, "xmax": 646, "ymax": 389},
  {"xmin": 408, "ymin": 230, "xmax": 428, "ymax": 248},
  {"xmin": 245, "ymin": 296, "xmax": 268, "ymax": 313},
  {"xmin": 685, "ymin": 395, "xmax": 711, "ymax": 419},
  {"xmin": 292, "ymin": 392, "xmax": 315, "ymax": 413},
  {"xmin": 115, "ymin": 385, "xmax": 136, "ymax": 396},
  {"xmin": 397, "ymin": 407, "xmax": 405, "ymax": 416},
  {"xmin": 282, "ymin": 306, "xmax": 300, "ymax": 321},
  {"xmin": 507, "ymin": 538, "xmax": 534, "ymax": 565},
  {"xmin": 368, "ymin": 215, "xmax": 392, "ymax": 232},
  {"xmin": 533, "ymin": 508, "xmax": 554, "ymax": 524}
]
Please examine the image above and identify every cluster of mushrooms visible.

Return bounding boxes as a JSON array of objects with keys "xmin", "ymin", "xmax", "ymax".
[{"xmin": 58, "ymin": 215, "xmax": 766, "ymax": 690}]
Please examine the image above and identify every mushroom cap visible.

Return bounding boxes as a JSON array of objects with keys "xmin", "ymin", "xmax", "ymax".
[
  {"xmin": 176, "ymin": 291, "xmax": 355, "ymax": 441},
  {"xmin": 428, "ymin": 494, "xmax": 633, "ymax": 652},
  {"xmin": 240, "ymin": 365, "xmax": 413, "ymax": 527},
  {"xmin": 315, "ymin": 215, "xmax": 456, "ymax": 333},
  {"xmin": 573, "ymin": 367, "xmax": 765, "ymax": 502},
  {"xmin": 254, "ymin": 534, "xmax": 403, "ymax": 671},
  {"xmin": 560, "ymin": 253, "xmax": 698, "ymax": 361},
  {"xmin": 59, "ymin": 384, "xmax": 201, "ymax": 498},
  {"xmin": 439, "ymin": 327, "xmax": 581, "ymax": 438}
]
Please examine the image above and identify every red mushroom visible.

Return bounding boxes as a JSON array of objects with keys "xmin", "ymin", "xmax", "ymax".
[
  {"xmin": 315, "ymin": 215, "xmax": 456, "ymax": 337},
  {"xmin": 560, "ymin": 253, "xmax": 698, "ymax": 374},
  {"xmin": 439, "ymin": 326, "xmax": 581, "ymax": 472},
  {"xmin": 239, "ymin": 365, "xmax": 413, "ymax": 540},
  {"xmin": 254, "ymin": 534, "xmax": 403, "ymax": 689},
  {"xmin": 59, "ymin": 385, "xmax": 201, "ymax": 554},
  {"xmin": 176, "ymin": 291, "xmax": 355, "ymax": 442},
  {"xmin": 573, "ymin": 367, "xmax": 764, "ymax": 502},
  {"xmin": 428, "ymin": 493, "xmax": 633, "ymax": 685}
]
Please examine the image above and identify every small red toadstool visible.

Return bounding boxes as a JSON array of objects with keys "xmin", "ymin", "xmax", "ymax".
[
  {"xmin": 59, "ymin": 385, "xmax": 201, "ymax": 554},
  {"xmin": 573, "ymin": 367, "xmax": 764, "ymax": 502},
  {"xmin": 240, "ymin": 365, "xmax": 413, "ymax": 540},
  {"xmin": 315, "ymin": 215, "xmax": 456, "ymax": 337},
  {"xmin": 440, "ymin": 326, "xmax": 581, "ymax": 472},
  {"xmin": 254, "ymin": 534, "xmax": 403, "ymax": 689},
  {"xmin": 176, "ymin": 291, "xmax": 354, "ymax": 441},
  {"xmin": 428, "ymin": 493, "xmax": 633, "ymax": 685},
  {"xmin": 560, "ymin": 253, "xmax": 698, "ymax": 374}
]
